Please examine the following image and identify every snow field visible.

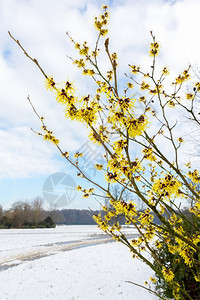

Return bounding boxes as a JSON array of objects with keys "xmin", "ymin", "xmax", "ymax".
[{"xmin": 0, "ymin": 226, "xmax": 156, "ymax": 300}]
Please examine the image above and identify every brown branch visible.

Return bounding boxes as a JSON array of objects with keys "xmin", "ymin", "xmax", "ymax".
[
  {"xmin": 8, "ymin": 31, "xmax": 48, "ymax": 79},
  {"xmin": 126, "ymin": 281, "xmax": 166, "ymax": 300},
  {"xmin": 105, "ymin": 38, "xmax": 118, "ymax": 97}
]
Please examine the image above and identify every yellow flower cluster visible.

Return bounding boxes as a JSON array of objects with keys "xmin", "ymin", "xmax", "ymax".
[
  {"xmin": 140, "ymin": 81, "xmax": 150, "ymax": 90},
  {"xmin": 88, "ymin": 126, "xmax": 109, "ymax": 145},
  {"xmin": 130, "ymin": 65, "xmax": 140, "ymax": 74},
  {"xmin": 44, "ymin": 76, "xmax": 55, "ymax": 91},
  {"xmin": 94, "ymin": 5, "xmax": 109, "ymax": 36},
  {"xmin": 73, "ymin": 58, "xmax": 85, "ymax": 68},
  {"xmin": 172, "ymin": 283, "xmax": 181, "ymax": 300},
  {"xmin": 95, "ymin": 164, "xmax": 103, "ymax": 170},
  {"xmin": 152, "ymin": 174, "xmax": 182, "ymax": 199},
  {"xmin": 45, "ymin": 72, "xmax": 103, "ymax": 127},
  {"xmin": 93, "ymin": 214, "xmax": 109, "ymax": 231},
  {"xmin": 45, "ymin": 78, "xmax": 77, "ymax": 105},
  {"xmin": 112, "ymin": 139, "xmax": 127, "ymax": 154},
  {"xmin": 43, "ymin": 131, "xmax": 59, "ymax": 145},
  {"xmin": 175, "ymin": 69, "xmax": 190, "ymax": 84},
  {"xmin": 111, "ymin": 200, "xmax": 137, "ymax": 219},
  {"xmin": 149, "ymin": 42, "xmax": 160, "ymax": 57},
  {"xmin": 41, "ymin": 125, "xmax": 59, "ymax": 145},
  {"xmin": 106, "ymin": 154, "xmax": 142, "ymax": 183},
  {"xmin": 74, "ymin": 152, "xmax": 83, "ymax": 158},
  {"xmin": 168, "ymin": 213, "xmax": 182, "ymax": 226},
  {"xmin": 190, "ymin": 204, "xmax": 200, "ymax": 217},
  {"xmin": 61, "ymin": 151, "xmax": 69, "ymax": 158},
  {"xmin": 127, "ymin": 115, "xmax": 148, "ymax": 138},
  {"xmin": 173, "ymin": 236, "xmax": 194, "ymax": 267},
  {"xmin": 138, "ymin": 208, "xmax": 154, "ymax": 225},
  {"xmin": 115, "ymin": 97, "xmax": 134, "ymax": 111},
  {"xmin": 78, "ymin": 187, "xmax": 94, "ymax": 198},
  {"xmin": 168, "ymin": 100, "xmax": 175, "ymax": 108},
  {"xmin": 188, "ymin": 169, "xmax": 200, "ymax": 183},
  {"xmin": 142, "ymin": 147, "xmax": 156, "ymax": 161},
  {"xmin": 66, "ymin": 100, "xmax": 101, "ymax": 125},
  {"xmin": 162, "ymin": 267, "xmax": 175, "ymax": 282},
  {"xmin": 107, "ymin": 97, "xmax": 148, "ymax": 138},
  {"xmin": 78, "ymin": 41, "xmax": 89, "ymax": 56}
]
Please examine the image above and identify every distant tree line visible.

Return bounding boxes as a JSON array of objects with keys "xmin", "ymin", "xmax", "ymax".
[
  {"xmin": 49, "ymin": 208, "xmax": 164, "ymax": 225},
  {"xmin": 50, "ymin": 209, "xmax": 100, "ymax": 225},
  {"xmin": 0, "ymin": 186, "xmax": 147, "ymax": 228},
  {"xmin": 0, "ymin": 198, "xmax": 55, "ymax": 229},
  {"xmin": 0, "ymin": 198, "xmax": 189, "ymax": 228}
]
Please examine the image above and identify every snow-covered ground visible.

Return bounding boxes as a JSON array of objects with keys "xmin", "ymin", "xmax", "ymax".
[{"xmin": 0, "ymin": 225, "xmax": 156, "ymax": 299}]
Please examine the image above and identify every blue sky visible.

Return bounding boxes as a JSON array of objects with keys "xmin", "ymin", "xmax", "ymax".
[{"xmin": 0, "ymin": 0, "xmax": 200, "ymax": 210}]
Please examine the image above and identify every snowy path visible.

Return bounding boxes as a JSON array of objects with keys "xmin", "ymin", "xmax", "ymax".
[
  {"xmin": 0, "ymin": 226, "xmax": 136, "ymax": 271},
  {"xmin": 0, "ymin": 236, "xmax": 115, "ymax": 270}
]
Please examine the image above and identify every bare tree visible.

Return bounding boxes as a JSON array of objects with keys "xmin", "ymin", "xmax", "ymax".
[
  {"xmin": 0, "ymin": 205, "xmax": 3, "ymax": 219},
  {"xmin": 31, "ymin": 197, "xmax": 44, "ymax": 227}
]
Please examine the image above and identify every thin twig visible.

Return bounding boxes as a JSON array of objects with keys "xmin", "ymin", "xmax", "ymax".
[{"xmin": 8, "ymin": 31, "xmax": 48, "ymax": 78}]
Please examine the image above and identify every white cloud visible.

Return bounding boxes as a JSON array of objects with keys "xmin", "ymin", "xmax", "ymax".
[
  {"xmin": 0, "ymin": 0, "xmax": 199, "ymax": 182},
  {"xmin": 0, "ymin": 126, "xmax": 62, "ymax": 178}
]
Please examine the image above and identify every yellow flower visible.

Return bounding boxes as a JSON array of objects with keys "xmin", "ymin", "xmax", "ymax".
[
  {"xmin": 127, "ymin": 115, "xmax": 148, "ymax": 138},
  {"xmin": 168, "ymin": 244, "xmax": 178, "ymax": 254},
  {"xmin": 102, "ymin": 206, "xmax": 108, "ymax": 211},
  {"xmin": 175, "ymin": 69, "xmax": 190, "ymax": 84},
  {"xmin": 44, "ymin": 76, "xmax": 56, "ymax": 91},
  {"xmin": 162, "ymin": 67, "xmax": 169, "ymax": 75},
  {"xmin": 186, "ymin": 93, "xmax": 194, "ymax": 100},
  {"xmin": 88, "ymin": 69, "xmax": 95, "ymax": 76},
  {"xmin": 140, "ymin": 81, "xmax": 150, "ymax": 90},
  {"xmin": 194, "ymin": 275, "xmax": 200, "ymax": 282},
  {"xmin": 74, "ymin": 152, "xmax": 83, "ymax": 158},
  {"xmin": 188, "ymin": 169, "xmax": 200, "ymax": 183},
  {"xmin": 162, "ymin": 267, "xmax": 174, "ymax": 282},
  {"xmin": 155, "ymin": 240, "xmax": 162, "ymax": 248},
  {"xmin": 168, "ymin": 100, "xmax": 175, "ymax": 107},
  {"xmin": 142, "ymin": 147, "xmax": 156, "ymax": 161},
  {"xmin": 139, "ymin": 209, "xmax": 154, "ymax": 225},
  {"xmin": 83, "ymin": 193, "xmax": 90, "ymax": 198},
  {"xmin": 94, "ymin": 7, "xmax": 109, "ymax": 36},
  {"xmin": 111, "ymin": 52, "xmax": 117, "ymax": 60},
  {"xmin": 195, "ymin": 82, "xmax": 200, "ymax": 91},
  {"xmin": 127, "ymin": 82, "xmax": 134, "ymax": 89},
  {"xmin": 150, "ymin": 277, "xmax": 157, "ymax": 283},
  {"xmin": 178, "ymin": 137, "xmax": 184, "ymax": 143},
  {"xmin": 43, "ymin": 131, "xmax": 59, "ymax": 145},
  {"xmin": 149, "ymin": 89, "xmax": 157, "ymax": 95},
  {"xmin": 75, "ymin": 43, "xmax": 80, "ymax": 49},
  {"xmin": 83, "ymin": 69, "xmax": 89, "ymax": 75},
  {"xmin": 130, "ymin": 65, "xmax": 140, "ymax": 74},
  {"xmin": 95, "ymin": 164, "xmax": 103, "ymax": 170},
  {"xmin": 152, "ymin": 174, "xmax": 182, "ymax": 198},
  {"xmin": 74, "ymin": 59, "xmax": 85, "ymax": 68},
  {"xmin": 79, "ymin": 43, "xmax": 89, "ymax": 56},
  {"xmin": 62, "ymin": 151, "xmax": 69, "ymax": 158},
  {"xmin": 139, "ymin": 96, "xmax": 146, "ymax": 102},
  {"xmin": 149, "ymin": 42, "xmax": 160, "ymax": 56}
]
